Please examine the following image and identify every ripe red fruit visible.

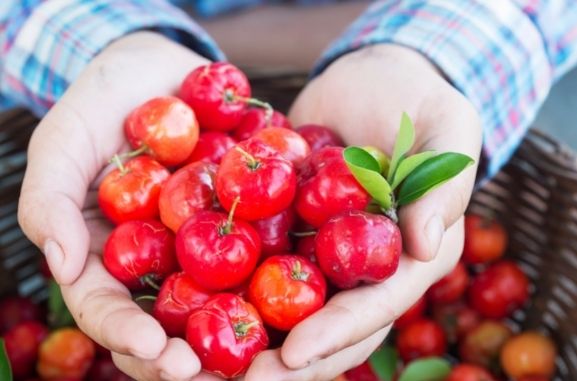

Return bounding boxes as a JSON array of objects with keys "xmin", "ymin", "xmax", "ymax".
[
  {"xmin": 462, "ymin": 214, "xmax": 507, "ymax": 265},
  {"xmin": 86, "ymin": 357, "xmax": 130, "ymax": 381},
  {"xmin": 253, "ymin": 127, "xmax": 311, "ymax": 166},
  {"xmin": 459, "ymin": 320, "xmax": 512, "ymax": 369},
  {"xmin": 427, "ymin": 261, "xmax": 469, "ymax": 304},
  {"xmin": 445, "ymin": 364, "xmax": 497, "ymax": 381},
  {"xmin": 315, "ymin": 210, "xmax": 402, "ymax": 289},
  {"xmin": 186, "ymin": 293, "xmax": 268, "ymax": 378},
  {"xmin": 296, "ymin": 147, "xmax": 370, "ymax": 228},
  {"xmin": 251, "ymin": 208, "xmax": 295, "ymax": 257},
  {"xmin": 124, "ymin": 96, "xmax": 199, "ymax": 166},
  {"xmin": 295, "ymin": 124, "xmax": 344, "ymax": 152},
  {"xmin": 179, "ymin": 62, "xmax": 251, "ymax": 131},
  {"xmin": 98, "ymin": 156, "xmax": 170, "ymax": 224},
  {"xmin": 37, "ymin": 328, "xmax": 96, "ymax": 380},
  {"xmin": 158, "ymin": 161, "xmax": 218, "ymax": 233},
  {"xmin": 185, "ymin": 130, "xmax": 236, "ymax": 165},
  {"xmin": 344, "ymin": 361, "xmax": 380, "ymax": 381},
  {"xmin": 176, "ymin": 210, "xmax": 261, "ymax": 291},
  {"xmin": 233, "ymin": 108, "xmax": 292, "ymax": 141},
  {"xmin": 4, "ymin": 321, "xmax": 49, "ymax": 379},
  {"xmin": 103, "ymin": 220, "xmax": 177, "ymax": 290},
  {"xmin": 216, "ymin": 139, "xmax": 297, "ymax": 221},
  {"xmin": 396, "ymin": 319, "xmax": 447, "ymax": 363},
  {"xmin": 468, "ymin": 260, "xmax": 529, "ymax": 319},
  {"xmin": 0, "ymin": 296, "xmax": 42, "ymax": 334},
  {"xmin": 500, "ymin": 332, "xmax": 556, "ymax": 380},
  {"xmin": 394, "ymin": 296, "xmax": 427, "ymax": 330},
  {"xmin": 248, "ymin": 255, "xmax": 327, "ymax": 331},
  {"xmin": 431, "ymin": 302, "xmax": 481, "ymax": 343}
]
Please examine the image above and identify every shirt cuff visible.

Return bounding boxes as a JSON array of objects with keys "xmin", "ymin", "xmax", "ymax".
[
  {"xmin": 1, "ymin": 0, "xmax": 224, "ymax": 116},
  {"xmin": 314, "ymin": 0, "xmax": 553, "ymax": 181}
]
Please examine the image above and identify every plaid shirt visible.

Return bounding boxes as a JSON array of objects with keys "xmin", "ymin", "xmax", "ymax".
[{"xmin": 1, "ymin": 1, "xmax": 577, "ymax": 179}]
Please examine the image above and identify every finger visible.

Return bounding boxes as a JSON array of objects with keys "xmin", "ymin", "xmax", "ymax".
[
  {"xmin": 112, "ymin": 338, "xmax": 204, "ymax": 381},
  {"xmin": 280, "ymin": 218, "xmax": 463, "ymax": 369},
  {"xmin": 400, "ymin": 95, "xmax": 481, "ymax": 261},
  {"xmin": 245, "ymin": 327, "xmax": 389, "ymax": 381},
  {"xmin": 61, "ymin": 253, "xmax": 167, "ymax": 359}
]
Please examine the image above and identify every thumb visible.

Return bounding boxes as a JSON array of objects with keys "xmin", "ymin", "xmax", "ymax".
[
  {"xmin": 399, "ymin": 101, "xmax": 482, "ymax": 262},
  {"xmin": 18, "ymin": 107, "xmax": 99, "ymax": 285}
]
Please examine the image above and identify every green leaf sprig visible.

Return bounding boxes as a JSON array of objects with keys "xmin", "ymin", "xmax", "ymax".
[
  {"xmin": 343, "ymin": 112, "xmax": 474, "ymax": 221},
  {"xmin": 397, "ymin": 357, "xmax": 451, "ymax": 381},
  {"xmin": 0, "ymin": 339, "xmax": 12, "ymax": 381}
]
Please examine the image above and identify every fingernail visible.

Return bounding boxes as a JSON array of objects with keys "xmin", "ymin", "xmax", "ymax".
[
  {"xmin": 425, "ymin": 215, "xmax": 444, "ymax": 261},
  {"xmin": 43, "ymin": 239, "xmax": 64, "ymax": 280}
]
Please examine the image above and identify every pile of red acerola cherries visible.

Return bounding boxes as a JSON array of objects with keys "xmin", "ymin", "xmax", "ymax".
[
  {"xmin": 339, "ymin": 214, "xmax": 558, "ymax": 381},
  {"xmin": 96, "ymin": 62, "xmax": 473, "ymax": 378}
]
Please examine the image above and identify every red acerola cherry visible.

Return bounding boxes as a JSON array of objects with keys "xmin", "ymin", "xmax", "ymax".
[
  {"xmin": 158, "ymin": 161, "xmax": 218, "ymax": 233},
  {"xmin": 153, "ymin": 272, "xmax": 213, "ymax": 337},
  {"xmin": 315, "ymin": 210, "xmax": 402, "ymax": 289},
  {"xmin": 253, "ymin": 127, "xmax": 311, "ymax": 166},
  {"xmin": 445, "ymin": 364, "xmax": 497, "ymax": 381},
  {"xmin": 185, "ymin": 130, "xmax": 236, "ymax": 164},
  {"xmin": 124, "ymin": 96, "xmax": 199, "ymax": 166},
  {"xmin": 4, "ymin": 321, "xmax": 49, "ymax": 379},
  {"xmin": 396, "ymin": 319, "xmax": 447, "ymax": 363},
  {"xmin": 98, "ymin": 156, "xmax": 170, "ymax": 225},
  {"xmin": 427, "ymin": 261, "xmax": 469, "ymax": 304},
  {"xmin": 186, "ymin": 293, "xmax": 269, "ymax": 378},
  {"xmin": 251, "ymin": 208, "xmax": 295, "ymax": 258},
  {"xmin": 296, "ymin": 147, "xmax": 371, "ymax": 228},
  {"xmin": 176, "ymin": 209, "xmax": 261, "ymax": 291},
  {"xmin": 468, "ymin": 260, "xmax": 529, "ymax": 319},
  {"xmin": 103, "ymin": 220, "xmax": 177, "ymax": 290},
  {"xmin": 295, "ymin": 124, "xmax": 344, "ymax": 152},
  {"xmin": 462, "ymin": 214, "xmax": 508, "ymax": 265},
  {"xmin": 179, "ymin": 62, "xmax": 251, "ymax": 131},
  {"xmin": 216, "ymin": 139, "xmax": 297, "ymax": 221},
  {"xmin": 0, "ymin": 296, "xmax": 42, "ymax": 334},
  {"xmin": 248, "ymin": 255, "xmax": 327, "ymax": 331},
  {"xmin": 233, "ymin": 108, "xmax": 291, "ymax": 141}
]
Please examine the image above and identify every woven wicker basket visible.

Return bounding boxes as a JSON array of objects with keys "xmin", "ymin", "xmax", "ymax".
[{"xmin": 1, "ymin": 73, "xmax": 577, "ymax": 380}]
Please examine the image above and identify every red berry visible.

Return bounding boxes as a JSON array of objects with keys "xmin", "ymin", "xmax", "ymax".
[
  {"xmin": 233, "ymin": 108, "xmax": 291, "ymax": 141},
  {"xmin": 427, "ymin": 261, "xmax": 469, "ymax": 304},
  {"xmin": 176, "ymin": 210, "xmax": 261, "ymax": 291},
  {"xmin": 158, "ymin": 161, "xmax": 218, "ymax": 233},
  {"xmin": 248, "ymin": 255, "xmax": 327, "ymax": 331},
  {"xmin": 179, "ymin": 62, "xmax": 251, "ymax": 131},
  {"xmin": 462, "ymin": 214, "xmax": 507, "ymax": 265},
  {"xmin": 468, "ymin": 260, "xmax": 529, "ymax": 319},
  {"xmin": 103, "ymin": 220, "xmax": 177, "ymax": 290},
  {"xmin": 216, "ymin": 139, "xmax": 297, "ymax": 221},
  {"xmin": 445, "ymin": 364, "xmax": 497, "ymax": 381},
  {"xmin": 98, "ymin": 156, "xmax": 170, "ymax": 224},
  {"xmin": 37, "ymin": 328, "xmax": 96, "ymax": 380},
  {"xmin": 186, "ymin": 293, "xmax": 268, "ymax": 378},
  {"xmin": 431, "ymin": 302, "xmax": 481, "ymax": 343},
  {"xmin": 296, "ymin": 147, "xmax": 370, "ymax": 228},
  {"xmin": 153, "ymin": 272, "xmax": 213, "ymax": 337},
  {"xmin": 394, "ymin": 296, "xmax": 427, "ymax": 330},
  {"xmin": 4, "ymin": 321, "xmax": 49, "ymax": 379},
  {"xmin": 185, "ymin": 131, "xmax": 236, "ymax": 164},
  {"xmin": 295, "ymin": 124, "xmax": 344, "ymax": 151},
  {"xmin": 0, "ymin": 296, "xmax": 42, "ymax": 334},
  {"xmin": 344, "ymin": 361, "xmax": 381, "ymax": 381},
  {"xmin": 396, "ymin": 319, "xmax": 447, "ymax": 363},
  {"xmin": 253, "ymin": 127, "xmax": 311, "ymax": 166},
  {"xmin": 124, "ymin": 96, "xmax": 199, "ymax": 166},
  {"xmin": 251, "ymin": 208, "xmax": 295, "ymax": 258},
  {"xmin": 315, "ymin": 210, "xmax": 401, "ymax": 289}
]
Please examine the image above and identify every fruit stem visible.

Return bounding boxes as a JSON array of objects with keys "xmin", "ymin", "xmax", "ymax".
[
  {"xmin": 234, "ymin": 320, "xmax": 259, "ymax": 338},
  {"xmin": 235, "ymin": 146, "xmax": 260, "ymax": 170},
  {"xmin": 110, "ymin": 154, "xmax": 127, "ymax": 175},
  {"xmin": 290, "ymin": 231, "xmax": 317, "ymax": 237},
  {"xmin": 223, "ymin": 89, "xmax": 273, "ymax": 115},
  {"xmin": 119, "ymin": 144, "xmax": 149, "ymax": 159},
  {"xmin": 141, "ymin": 275, "xmax": 161, "ymax": 291},
  {"xmin": 291, "ymin": 260, "xmax": 310, "ymax": 282},
  {"xmin": 381, "ymin": 206, "xmax": 398, "ymax": 224},
  {"xmin": 221, "ymin": 196, "xmax": 241, "ymax": 235},
  {"xmin": 134, "ymin": 295, "xmax": 158, "ymax": 303}
]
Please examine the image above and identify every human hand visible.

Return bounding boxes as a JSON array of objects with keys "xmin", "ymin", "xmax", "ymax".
[
  {"xmin": 241, "ymin": 44, "xmax": 482, "ymax": 380},
  {"xmin": 18, "ymin": 31, "xmax": 224, "ymax": 381}
]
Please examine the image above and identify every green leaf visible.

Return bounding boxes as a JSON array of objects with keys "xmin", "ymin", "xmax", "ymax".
[
  {"xmin": 343, "ymin": 147, "xmax": 393, "ymax": 209},
  {"xmin": 48, "ymin": 279, "xmax": 75, "ymax": 329},
  {"xmin": 398, "ymin": 357, "xmax": 451, "ymax": 381},
  {"xmin": 390, "ymin": 151, "xmax": 437, "ymax": 190},
  {"xmin": 397, "ymin": 152, "xmax": 474, "ymax": 206},
  {"xmin": 387, "ymin": 112, "xmax": 415, "ymax": 182},
  {"xmin": 0, "ymin": 339, "xmax": 12, "ymax": 381},
  {"xmin": 368, "ymin": 345, "xmax": 398, "ymax": 381}
]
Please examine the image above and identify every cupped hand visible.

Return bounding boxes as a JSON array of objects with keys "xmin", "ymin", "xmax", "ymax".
[
  {"xmin": 242, "ymin": 44, "xmax": 482, "ymax": 380},
  {"xmin": 18, "ymin": 31, "xmax": 223, "ymax": 381}
]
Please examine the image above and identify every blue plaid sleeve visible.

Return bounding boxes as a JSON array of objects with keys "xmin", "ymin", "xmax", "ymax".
[
  {"xmin": 315, "ymin": 0, "xmax": 577, "ymax": 180},
  {"xmin": 0, "ymin": 0, "xmax": 224, "ymax": 116}
]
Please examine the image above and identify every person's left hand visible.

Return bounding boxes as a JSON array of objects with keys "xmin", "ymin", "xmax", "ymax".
[{"xmin": 242, "ymin": 44, "xmax": 482, "ymax": 380}]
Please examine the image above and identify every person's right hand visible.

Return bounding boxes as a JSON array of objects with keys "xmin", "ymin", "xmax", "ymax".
[{"xmin": 18, "ymin": 31, "xmax": 224, "ymax": 381}]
